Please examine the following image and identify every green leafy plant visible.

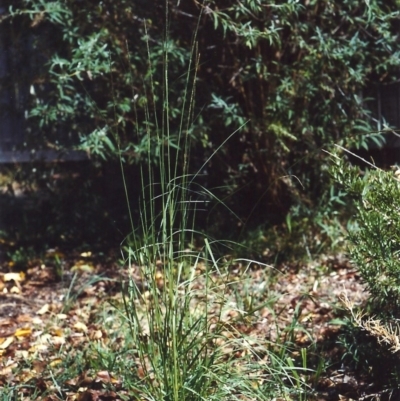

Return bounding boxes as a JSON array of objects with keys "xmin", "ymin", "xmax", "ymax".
[
  {"xmin": 332, "ymin": 155, "xmax": 400, "ymax": 314},
  {"xmin": 5, "ymin": 0, "xmax": 399, "ymax": 232},
  {"xmin": 331, "ymin": 151, "xmax": 400, "ymax": 387}
]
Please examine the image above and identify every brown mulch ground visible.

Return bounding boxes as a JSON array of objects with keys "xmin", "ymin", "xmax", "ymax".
[{"xmin": 0, "ymin": 250, "xmax": 396, "ymax": 400}]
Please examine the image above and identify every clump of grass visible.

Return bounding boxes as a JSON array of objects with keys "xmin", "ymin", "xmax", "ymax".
[{"xmin": 112, "ymin": 4, "xmax": 314, "ymax": 401}]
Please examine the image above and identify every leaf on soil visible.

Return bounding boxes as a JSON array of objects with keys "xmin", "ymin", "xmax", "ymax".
[
  {"xmin": 15, "ymin": 327, "xmax": 32, "ymax": 338},
  {"xmin": 0, "ymin": 336, "xmax": 13, "ymax": 349},
  {"xmin": 71, "ymin": 261, "xmax": 94, "ymax": 273},
  {"xmin": 74, "ymin": 321, "xmax": 88, "ymax": 333},
  {"xmin": 2, "ymin": 272, "xmax": 25, "ymax": 282},
  {"xmin": 37, "ymin": 303, "xmax": 50, "ymax": 315}
]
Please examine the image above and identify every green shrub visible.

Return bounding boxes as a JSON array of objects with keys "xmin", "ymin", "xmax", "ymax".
[
  {"xmin": 332, "ymin": 155, "xmax": 400, "ymax": 315},
  {"xmin": 330, "ymin": 154, "xmax": 400, "ymax": 390},
  {"xmin": 5, "ymin": 0, "xmax": 400, "ymax": 229}
]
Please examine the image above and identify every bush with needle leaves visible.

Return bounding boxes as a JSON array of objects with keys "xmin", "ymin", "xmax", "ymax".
[
  {"xmin": 331, "ymin": 154, "xmax": 400, "ymax": 389},
  {"xmin": 332, "ymin": 155, "xmax": 400, "ymax": 316}
]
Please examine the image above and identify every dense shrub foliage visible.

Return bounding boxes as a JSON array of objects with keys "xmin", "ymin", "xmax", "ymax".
[
  {"xmin": 3, "ymin": 0, "xmax": 400, "ymax": 230},
  {"xmin": 332, "ymin": 158, "xmax": 400, "ymax": 315}
]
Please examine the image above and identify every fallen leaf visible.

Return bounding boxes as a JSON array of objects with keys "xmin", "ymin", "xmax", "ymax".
[
  {"xmin": 37, "ymin": 304, "xmax": 50, "ymax": 315},
  {"xmin": 10, "ymin": 286, "xmax": 21, "ymax": 294},
  {"xmin": 49, "ymin": 358, "xmax": 62, "ymax": 367},
  {"xmin": 0, "ymin": 336, "xmax": 14, "ymax": 349},
  {"xmin": 89, "ymin": 330, "xmax": 103, "ymax": 340},
  {"xmin": 29, "ymin": 343, "xmax": 49, "ymax": 353},
  {"xmin": 74, "ymin": 322, "xmax": 88, "ymax": 333},
  {"xmin": 3, "ymin": 272, "xmax": 25, "ymax": 282},
  {"xmin": 50, "ymin": 336, "xmax": 65, "ymax": 346},
  {"xmin": 32, "ymin": 360, "xmax": 47, "ymax": 373},
  {"xmin": 95, "ymin": 370, "xmax": 111, "ymax": 383},
  {"xmin": 50, "ymin": 327, "xmax": 63, "ymax": 337},
  {"xmin": 0, "ymin": 364, "xmax": 16, "ymax": 375},
  {"xmin": 71, "ymin": 262, "xmax": 94, "ymax": 273},
  {"xmin": 17, "ymin": 314, "xmax": 33, "ymax": 323},
  {"xmin": 15, "ymin": 327, "xmax": 32, "ymax": 338}
]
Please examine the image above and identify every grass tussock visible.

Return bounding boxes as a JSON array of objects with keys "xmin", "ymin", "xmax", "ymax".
[{"xmin": 112, "ymin": 4, "xmax": 312, "ymax": 400}]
